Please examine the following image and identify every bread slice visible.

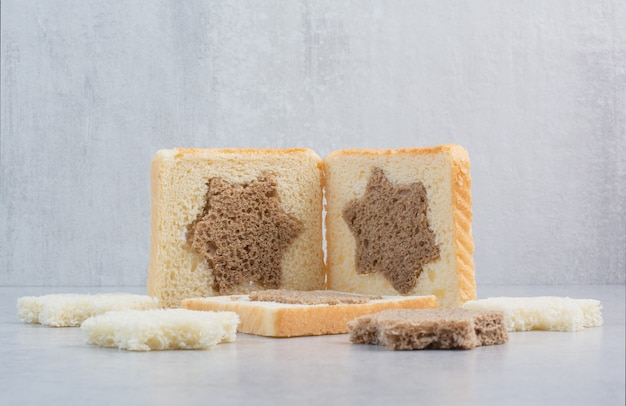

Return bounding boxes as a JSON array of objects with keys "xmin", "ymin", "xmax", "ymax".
[
  {"xmin": 463, "ymin": 297, "xmax": 603, "ymax": 332},
  {"xmin": 348, "ymin": 308, "xmax": 508, "ymax": 350},
  {"xmin": 181, "ymin": 290, "xmax": 438, "ymax": 337},
  {"xmin": 81, "ymin": 309, "xmax": 239, "ymax": 351},
  {"xmin": 148, "ymin": 148, "xmax": 325, "ymax": 307},
  {"xmin": 17, "ymin": 293, "xmax": 160, "ymax": 327},
  {"xmin": 324, "ymin": 145, "xmax": 475, "ymax": 307}
]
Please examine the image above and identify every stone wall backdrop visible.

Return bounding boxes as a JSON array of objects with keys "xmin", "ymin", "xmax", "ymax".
[{"xmin": 1, "ymin": 0, "xmax": 624, "ymax": 286}]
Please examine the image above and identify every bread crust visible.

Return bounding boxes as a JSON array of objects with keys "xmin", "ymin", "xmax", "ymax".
[
  {"xmin": 182, "ymin": 294, "xmax": 438, "ymax": 337},
  {"xmin": 147, "ymin": 154, "xmax": 164, "ymax": 298},
  {"xmin": 324, "ymin": 146, "xmax": 453, "ymax": 157},
  {"xmin": 172, "ymin": 147, "xmax": 321, "ymax": 157},
  {"xmin": 447, "ymin": 145, "xmax": 476, "ymax": 303}
]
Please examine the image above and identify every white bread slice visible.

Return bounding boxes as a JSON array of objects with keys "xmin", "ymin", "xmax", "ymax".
[
  {"xmin": 181, "ymin": 290, "xmax": 438, "ymax": 337},
  {"xmin": 324, "ymin": 145, "xmax": 475, "ymax": 307},
  {"xmin": 81, "ymin": 309, "xmax": 239, "ymax": 351},
  {"xmin": 462, "ymin": 297, "xmax": 603, "ymax": 332},
  {"xmin": 17, "ymin": 293, "xmax": 160, "ymax": 327},
  {"xmin": 148, "ymin": 148, "xmax": 325, "ymax": 307}
]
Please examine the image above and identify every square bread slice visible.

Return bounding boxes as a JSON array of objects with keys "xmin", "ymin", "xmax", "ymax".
[
  {"xmin": 17, "ymin": 293, "xmax": 160, "ymax": 327},
  {"xmin": 348, "ymin": 308, "xmax": 508, "ymax": 350},
  {"xmin": 81, "ymin": 309, "xmax": 239, "ymax": 351},
  {"xmin": 324, "ymin": 145, "xmax": 475, "ymax": 307},
  {"xmin": 148, "ymin": 148, "xmax": 325, "ymax": 307},
  {"xmin": 181, "ymin": 289, "xmax": 438, "ymax": 337},
  {"xmin": 463, "ymin": 296, "xmax": 603, "ymax": 331}
]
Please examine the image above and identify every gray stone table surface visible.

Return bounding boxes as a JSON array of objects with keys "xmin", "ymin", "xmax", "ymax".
[{"xmin": 1, "ymin": 285, "xmax": 624, "ymax": 406}]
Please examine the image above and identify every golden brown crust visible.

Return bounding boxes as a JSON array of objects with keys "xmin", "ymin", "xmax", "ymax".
[
  {"xmin": 147, "ymin": 154, "xmax": 163, "ymax": 298},
  {"xmin": 325, "ymin": 145, "xmax": 457, "ymax": 158},
  {"xmin": 182, "ymin": 295, "xmax": 438, "ymax": 337},
  {"xmin": 173, "ymin": 148, "xmax": 317, "ymax": 158},
  {"xmin": 447, "ymin": 145, "xmax": 476, "ymax": 302}
]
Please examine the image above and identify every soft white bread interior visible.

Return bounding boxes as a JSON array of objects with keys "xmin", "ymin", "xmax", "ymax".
[
  {"xmin": 463, "ymin": 296, "xmax": 603, "ymax": 332},
  {"xmin": 182, "ymin": 291, "xmax": 437, "ymax": 337},
  {"xmin": 148, "ymin": 148, "xmax": 325, "ymax": 307},
  {"xmin": 324, "ymin": 145, "xmax": 475, "ymax": 307},
  {"xmin": 81, "ymin": 309, "xmax": 239, "ymax": 351},
  {"xmin": 17, "ymin": 293, "xmax": 160, "ymax": 327}
]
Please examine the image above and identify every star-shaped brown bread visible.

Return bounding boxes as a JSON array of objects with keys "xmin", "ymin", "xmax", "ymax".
[
  {"xmin": 186, "ymin": 175, "xmax": 303, "ymax": 294},
  {"xmin": 342, "ymin": 168, "xmax": 440, "ymax": 294}
]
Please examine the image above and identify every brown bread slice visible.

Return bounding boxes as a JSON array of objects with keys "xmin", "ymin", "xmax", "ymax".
[{"xmin": 348, "ymin": 308, "xmax": 508, "ymax": 350}]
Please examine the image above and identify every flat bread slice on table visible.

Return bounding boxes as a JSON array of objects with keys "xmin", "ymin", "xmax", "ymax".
[
  {"xmin": 348, "ymin": 308, "xmax": 508, "ymax": 350},
  {"xmin": 182, "ymin": 289, "xmax": 438, "ymax": 337},
  {"xmin": 463, "ymin": 296, "xmax": 603, "ymax": 332},
  {"xmin": 81, "ymin": 309, "xmax": 239, "ymax": 351},
  {"xmin": 17, "ymin": 293, "xmax": 160, "ymax": 327}
]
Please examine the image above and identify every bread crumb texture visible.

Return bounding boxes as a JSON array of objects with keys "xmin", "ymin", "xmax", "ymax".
[
  {"xmin": 343, "ymin": 167, "xmax": 440, "ymax": 293},
  {"xmin": 348, "ymin": 308, "xmax": 508, "ymax": 350},
  {"xmin": 186, "ymin": 175, "xmax": 303, "ymax": 294},
  {"xmin": 248, "ymin": 289, "xmax": 382, "ymax": 305},
  {"xmin": 182, "ymin": 293, "xmax": 438, "ymax": 337},
  {"xmin": 81, "ymin": 309, "xmax": 239, "ymax": 351},
  {"xmin": 17, "ymin": 293, "xmax": 160, "ymax": 327},
  {"xmin": 148, "ymin": 148, "xmax": 324, "ymax": 307},
  {"xmin": 463, "ymin": 297, "xmax": 603, "ymax": 332}
]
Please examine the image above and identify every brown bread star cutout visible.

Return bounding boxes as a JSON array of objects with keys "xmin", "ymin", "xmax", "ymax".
[
  {"xmin": 186, "ymin": 175, "xmax": 303, "ymax": 294},
  {"xmin": 342, "ymin": 168, "xmax": 440, "ymax": 294}
]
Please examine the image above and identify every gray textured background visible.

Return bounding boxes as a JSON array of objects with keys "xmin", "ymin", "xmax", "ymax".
[{"xmin": 1, "ymin": 0, "xmax": 624, "ymax": 287}]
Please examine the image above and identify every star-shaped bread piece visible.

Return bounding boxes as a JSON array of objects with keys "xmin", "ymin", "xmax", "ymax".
[
  {"xmin": 342, "ymin": 168, "xmax": 440, "ymax": 294},
  {"xmin": 186, "ymin": 175, "xmax": 303, "ymax": 294}
]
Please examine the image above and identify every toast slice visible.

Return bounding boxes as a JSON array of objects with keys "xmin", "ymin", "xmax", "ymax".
[
  {"xmin": 81, "ymin": 309, "xmax": 239, "ymax": 351},
  {"xmin": 348, "ymin": 308, "xmax": 508, "ymax": 350},
  {"xmin": 182, "ymin": 289, "xmax": 438, "ymax": 337},
  {"xmin": 463, "ymin": 296, "xmax": 603, "ymax": 331},
  {"xmin": 148, "ymin": 148, "xmax": 325, "ymax": 307},
  {"xmin": 324, "ymin": 145, "xmax": 475, "ymax": 307}
]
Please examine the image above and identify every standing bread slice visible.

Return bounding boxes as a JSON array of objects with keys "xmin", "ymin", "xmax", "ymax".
[
  {"xmin": 324, "ymin": 145, "xmax": 475, "ymax": 307},
  {"xmin": 148, "ymin": 148, "xmax": 325, "ymax": 307}
]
